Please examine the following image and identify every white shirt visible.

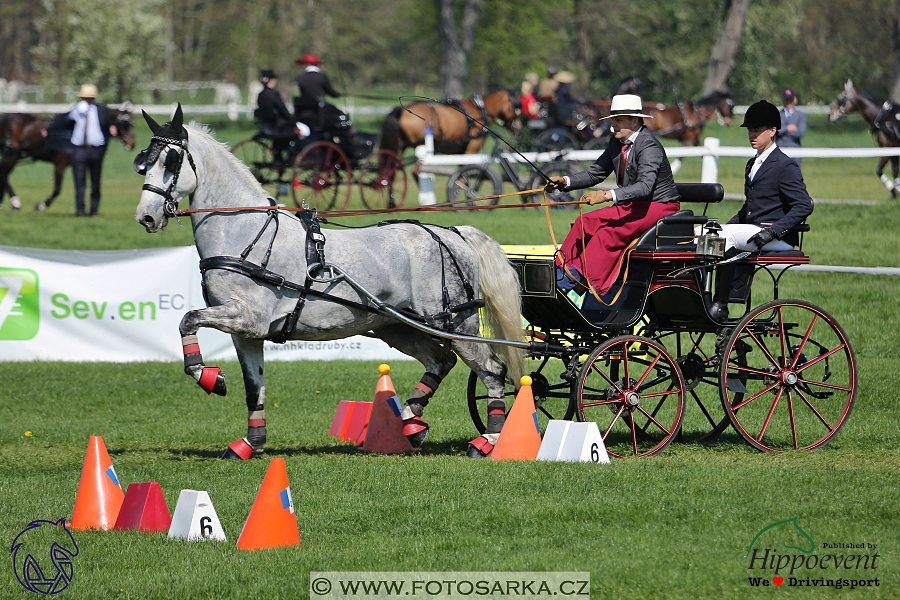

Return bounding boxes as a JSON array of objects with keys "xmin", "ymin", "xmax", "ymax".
[
  {"xmin": 69, "ymin": 101, "xmax": 106, "ymax": 147},
  {"xmin": 749, "ymin": 143, "xmax": 777, "ymax": 181}
]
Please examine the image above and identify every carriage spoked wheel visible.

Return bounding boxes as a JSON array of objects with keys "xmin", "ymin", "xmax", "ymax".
[
  {"xmin": 573, "ymin": 335, "xmax": 686, "ymax": 458},
  {"xmin": 719, "ymin": 299, "xmax": 858, "ymax": 452},
  {"xmin": 291, "ymin": 141, "xmax": 352, "ymax": 211},
  {"xmin": 651, "ymin": 329, "xmax": 735, "ymax": 443},
  {"xmin": 466, "ymin": 331, "xmax": 575, "ymax": 434},
  {"xmin": 359, "ymin": 150, "xmax": 407, "ymax": 210},
  {"xmin": 231, "ymin": 138, "xmax": 283, "ymax": 190},
  {"xmin": 446, "ymin": 166, "xmax": 503, "ymax": 208}
]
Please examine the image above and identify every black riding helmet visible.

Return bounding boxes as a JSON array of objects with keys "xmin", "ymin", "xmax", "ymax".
[{"xmin": 741, "ymin": 99, "xmax": 782, "ymax": 129}]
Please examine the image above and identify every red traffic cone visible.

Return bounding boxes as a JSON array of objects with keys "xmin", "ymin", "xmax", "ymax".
[
  {"xmin": 70, "ymin": 436, "xmax": 125, "ymax": 530},
  {"xmin": 113, "ymin": 482, "xmax": 172, "ymax": 533},
  {"xmin": 236, "ymin": 458, "xmax": 301, "ymax": 550},
  {"xmin": 491, "ymin": 376, "xmax": 543, "ymax": 461},
  {"xmin": 361, "ymin": 364, "xmax": 414, "ymax": 454}
]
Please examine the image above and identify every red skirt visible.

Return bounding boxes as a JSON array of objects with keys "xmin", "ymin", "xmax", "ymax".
[{"xmin": 556, "ymin": 201, "xmax": 680, "ymax": 295}]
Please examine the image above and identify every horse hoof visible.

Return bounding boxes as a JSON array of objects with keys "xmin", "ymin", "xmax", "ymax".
[
  {"xmin": 402, "ymin": 417, "xmax": 429, "ymax": 447},
  {"xmin": 466, "ymin": 435, "xmax": 494, "ymax": 459},
  {"xmin": 34, "ymin": 202, "xmax": 46, "ymax": 212},
  {"xmin": 10, "ymin": 196, "xmax": 21, "ymax": 210},
  {"xmin": 220, "ymin": 437, "xmax": 254, "ymax": 460}
]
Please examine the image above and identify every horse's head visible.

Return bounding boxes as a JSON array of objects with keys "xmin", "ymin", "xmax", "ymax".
[
  {"xmin": 113, "ymin": 104, "xmax": 137, "ymax": 150},
  {"xmin": 11, "ymin": 519, "xmax": 79, "ymax": 595},
  {"xmin": 486, "ymin": 89, "xmax": 519, "ymax": 132},
  {"xmin": 134, "ymin": 103, "xmax": 197, "ymax": 233},
  {"xmin": 699, "ymin": 91, "xmax": 735, "ymax": 125},
  {"xmin": 830, "ymin": 81, "xmax": 857, "ymax": 122}
]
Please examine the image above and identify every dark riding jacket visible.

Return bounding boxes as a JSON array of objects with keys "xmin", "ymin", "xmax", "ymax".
[{"xmin": 730, "ymin": 146, "xmax": 813, "ymax": 247}]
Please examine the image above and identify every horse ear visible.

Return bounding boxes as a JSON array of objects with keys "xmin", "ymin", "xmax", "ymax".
[
  {"xmin": 142, "ymin": 110, "xmax": 161, "ymax": 134},
  {"xmin": 172, "ymin": 103, "xmax": 184, "ymax": 131}
]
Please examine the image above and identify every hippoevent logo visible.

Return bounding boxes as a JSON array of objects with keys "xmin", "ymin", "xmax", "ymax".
[
  {"xmin": 10, "ymin": 519, "xmax": 79, "ymax": 595},
  {"xmin": 0, "ymin": 268, "xmax": 39, "ymax": 340},
  {"xmin": 745, "ymin": 517, "xmax": 880, "ymax": 590}
]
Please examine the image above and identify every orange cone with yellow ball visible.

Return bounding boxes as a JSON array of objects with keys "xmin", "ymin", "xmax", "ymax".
[
  {"xmin": 361, "ymin": 364, "xmax": 415, "ymax": 454},
  {"xmin": 490, "ymin": 376, "xmax": 543, "ymax": 461}
]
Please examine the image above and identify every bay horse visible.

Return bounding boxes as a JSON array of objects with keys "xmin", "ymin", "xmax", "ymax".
[
  {"xmin": 134, "ymin": 105, "xmax": 524, "ymax": 459},
  {"xmin": 379, "ymin": 89, "xmax": 518, "ymax": 156},
  {"xmin": 0, "ymin": 108, "xmax": 136, "ymax": 211},
  {"xmin": 829, "ymin": 79, "xmax": 900, "ymax": 197},
  {"xmin": 642, "ymin": 91, "xmax": 735, "ymax": 173}
]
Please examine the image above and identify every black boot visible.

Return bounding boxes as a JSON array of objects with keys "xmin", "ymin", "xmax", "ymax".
[{"xmin": 709, "ymin": 263, "xmax": 735, "ymax": 321}]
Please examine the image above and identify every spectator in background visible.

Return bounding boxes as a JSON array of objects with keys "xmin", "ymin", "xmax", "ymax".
[
  {"xmin": 778, "ymin": 87, "xmax": 806, "ymax": 170},
  {"xmin": 538, "ymin": 66, "xmax": 560, "ymax": 102},
  {"xmin": 66, "ymin": 84, "xmax": 116, "ymax": 217},
  {"xmin": 519, "ymin": 73, "xmax": 540, "ymax": 120}
]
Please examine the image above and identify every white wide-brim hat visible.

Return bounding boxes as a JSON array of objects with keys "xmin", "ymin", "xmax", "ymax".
[
  {"xmin": 78, "ymin": 84, "xmax": 98, "ymax": 99},
  {"xmin": 601, "ymin": 94, "xmax": 651, "ymax": 120}
]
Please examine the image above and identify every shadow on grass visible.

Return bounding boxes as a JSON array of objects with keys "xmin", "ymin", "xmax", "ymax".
[{"xmin": 150, "ymin": 436, "xmax": 476, "ymax": 460}]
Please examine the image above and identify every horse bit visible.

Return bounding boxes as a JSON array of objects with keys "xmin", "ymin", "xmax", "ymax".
[{"xmin": 134, "ymin": 133, "xmax": 198, "ymax": 219}]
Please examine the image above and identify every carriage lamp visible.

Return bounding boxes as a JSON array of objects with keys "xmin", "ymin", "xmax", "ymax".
[{"xmin": 696, "ymin": 220, "xmax": 725, "ymax": 258}]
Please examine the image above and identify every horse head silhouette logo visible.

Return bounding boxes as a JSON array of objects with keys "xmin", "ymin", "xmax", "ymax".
[
  {"xmin": 746, "ymin": 516, "xmax": 815, "ymax": 557},
  {"xmin": 10, "ymin": 519, "xmax": 79, "ymax": 595}
]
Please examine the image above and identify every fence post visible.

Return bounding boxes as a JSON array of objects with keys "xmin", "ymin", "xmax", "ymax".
[
  {"xmin": 701, "ymin": 137, "xmax": 719, "ymax": 183},
  {"xmin": 417, "ymin": 128, "xmax": 436, "ymax": 205}
]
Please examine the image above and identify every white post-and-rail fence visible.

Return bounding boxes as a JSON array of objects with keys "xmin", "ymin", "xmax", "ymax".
[{"xmin": 415, "ymin": 134, "xmax": 900, "ymax": 204}]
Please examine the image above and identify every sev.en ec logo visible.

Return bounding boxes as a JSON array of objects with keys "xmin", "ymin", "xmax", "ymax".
[{"xmin": 0, "ymin": 268, "xmax": 39, "ymax": 340}]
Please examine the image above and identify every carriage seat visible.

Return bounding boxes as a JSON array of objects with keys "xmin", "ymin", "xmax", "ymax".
[{"xmin": 633, "ymin": 183, "xmax": 725, "ymax": 251}]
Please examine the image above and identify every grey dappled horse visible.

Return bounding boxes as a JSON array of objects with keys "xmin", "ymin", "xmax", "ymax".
[{"xmin": 134, "ymin": 105, "xmax": 524, "ymax": 458}]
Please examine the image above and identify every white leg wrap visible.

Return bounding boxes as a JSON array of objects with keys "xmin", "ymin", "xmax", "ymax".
[
  {"xmin": 881, "ymin": 173, "xmax": 894, "ymax": 191},
  {"xmin": 10, "ymin": 196, "xmax": 21, "ymax": 210},
  {"xmin": 670, "ymin": 159, "xmax": 682, "ymax": 175}
]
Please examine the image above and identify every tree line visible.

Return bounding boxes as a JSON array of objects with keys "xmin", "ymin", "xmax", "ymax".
[{"xmin": 2, "ymin": 0, "xmax": 899, "ymax": 106}]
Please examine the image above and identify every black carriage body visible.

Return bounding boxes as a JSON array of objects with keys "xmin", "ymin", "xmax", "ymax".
[{"xmin": 469, "ymin": 182, "xmax": 854, "ymax": 457}]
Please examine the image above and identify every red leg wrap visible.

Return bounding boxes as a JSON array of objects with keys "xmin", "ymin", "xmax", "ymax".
[
  {"xmin": 226, "ymin": 437, "xmax": 254, "ymax": 460},
  {"xmin": 468, "ymin": 436, "xmax": 494, "ymax": 455},
  {"xmin": 402, "ymin": 416, "xmax": 428, "ymax": 437},
  {"xmin": 198, "ymin": 367, "xmax": 221, "ymax": 394}
]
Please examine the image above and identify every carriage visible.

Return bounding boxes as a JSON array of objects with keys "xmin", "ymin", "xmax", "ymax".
[
  {"xmin": 231, "ymin": 107, "xmax": 408, "ymax": 212},
  {"xmin": 135, "ymin": 106, "xmax": 856, "ymax": 461},
  {"xmin": 466, "ymin": 183, "xmax": 857, "ymax": 457}
]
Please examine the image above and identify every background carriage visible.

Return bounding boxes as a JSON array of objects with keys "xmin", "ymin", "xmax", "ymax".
[{"xmin": 232, "ymin": 106, "xmax": 408, "ymax": 212}]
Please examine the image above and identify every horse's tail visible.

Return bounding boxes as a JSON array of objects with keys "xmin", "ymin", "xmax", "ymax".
[
  {"xmin": 379, "ymin": 106, "xmax": 403, "ymax": 155},
  {"xmin": 456, "ymin": 226, "xmax": 524, "ymax": 384}
]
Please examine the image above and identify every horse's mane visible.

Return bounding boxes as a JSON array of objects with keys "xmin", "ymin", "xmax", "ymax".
[{"xmin": 184, "ymin": 122, "xmax": 269, "ymax": 193}]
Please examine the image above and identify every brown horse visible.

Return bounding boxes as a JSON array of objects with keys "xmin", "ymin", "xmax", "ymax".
[
  {"xmin": 379, "ymin": 89, "xmax": 518, "ymax": 156},
  {"xmin": 829, "ymin": 79, "xmax": 900, "ymax": 197},
  {"xmin": 0, "ymin": 108, "xmax": 136, "ymax": 210},
  {"xmin": 643, "ymin": 91, "xmax": 735, "ymax": 146}
]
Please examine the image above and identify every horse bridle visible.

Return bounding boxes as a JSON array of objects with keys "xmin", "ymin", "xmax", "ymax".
[{"xmin": 134, "ymin": 134, "xmax": 197, "ymax": 218}]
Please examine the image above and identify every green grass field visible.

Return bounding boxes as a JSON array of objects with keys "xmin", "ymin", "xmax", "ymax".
[{"xmin": 1, "ymin": 113, "xmax": 898, "ymax": 599}]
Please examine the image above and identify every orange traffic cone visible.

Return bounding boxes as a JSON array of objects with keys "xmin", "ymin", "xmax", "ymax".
[
  {"xmin": 490, "ymin": 376, "xmax": 543, "ymax": 461},
  {"xmin": 70, "ymin": 436, "xmax": 125, "ymax": 530},
  {"xmin": 361, "ymin": 364, "xmax": 415, "ymax": 454},
  {"xmin": 236, "ymin": 458, "xmax": 301, "ymax": 550}
]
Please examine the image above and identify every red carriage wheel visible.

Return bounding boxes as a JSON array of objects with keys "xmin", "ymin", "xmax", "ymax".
[
  {"xmin": 719, "ymin": 300, "xmax": 857, "ymax": 452},
  {"xmin": 359, "ymin": 150, "xmax": 407, "ymax": 210},
  {"xmin": 291, "ymin": 141, "xmax": 351, "ymax": 211},
  {"xmin": 573, "ymin": 335, "xmax": 685, "ymax": 458}
]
